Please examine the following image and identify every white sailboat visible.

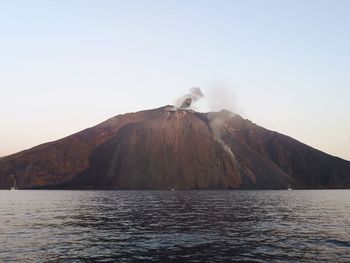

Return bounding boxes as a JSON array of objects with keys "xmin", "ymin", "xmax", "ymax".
[
  {"xmin": 287, "ymin": 184, "xmax": 292, "ymax": 191},
  {"xmin": 10, "ymin": 177, "xmax": 17, "ymax": 191}
]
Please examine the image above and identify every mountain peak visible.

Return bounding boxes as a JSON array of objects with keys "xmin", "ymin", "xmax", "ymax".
[{"xmin": 0, "ymin": 106, "xmax": 349, "ymax": 189}]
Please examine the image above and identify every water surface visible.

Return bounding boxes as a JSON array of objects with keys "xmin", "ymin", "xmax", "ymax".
[{"xmin": 0, "ymin": 190, "xmax": 349, "ymax": 262}]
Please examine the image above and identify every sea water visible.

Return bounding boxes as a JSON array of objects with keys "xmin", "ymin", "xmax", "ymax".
[{"xmin": 0, "ymin": 190, "xmax": 349, "ymax": 262}]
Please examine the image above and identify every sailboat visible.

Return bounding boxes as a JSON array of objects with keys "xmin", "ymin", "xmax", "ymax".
[
  {"xmin": 10, "ymin": 177, "xmax": 17, "ymax": 191},
  {"xmin": 287, "ymin": 184, "xmax": 292, "ymax": 191}
]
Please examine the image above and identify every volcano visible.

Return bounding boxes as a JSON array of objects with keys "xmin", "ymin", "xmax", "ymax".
[{"xmin": 1, "ymin": 106, "xmax": 349, "ymax": 189}]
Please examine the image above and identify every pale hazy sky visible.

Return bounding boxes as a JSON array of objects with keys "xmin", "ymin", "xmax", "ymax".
[{"xmin": 1, "ymin": 0, "xmax": 349, "ymax": 160}]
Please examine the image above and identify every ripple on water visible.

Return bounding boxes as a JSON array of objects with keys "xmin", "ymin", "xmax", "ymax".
[{"xmin": 0, "ymin": 190, "xmax": 350, "ymax": 262}]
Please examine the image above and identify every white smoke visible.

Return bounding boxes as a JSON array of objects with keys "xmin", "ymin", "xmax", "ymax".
[
  {"xmin": 173, "ymin": 85, "xmax": 236, "ymax": 160},
  {"xmin": 175, "ymin": 87, "xmax": 204, "ymax": 109},
  {"xmin": 208, "ymin": 111, "xmax": 236, "ymax": 160},
  {"xmin": 207, "ymin": 85, "xmax": 238, "ymax": 113}
]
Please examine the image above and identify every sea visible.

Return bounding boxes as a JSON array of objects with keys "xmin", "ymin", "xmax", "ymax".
[{"xmin": 0, "ymin": 190, "xmax": 349, "ymax": 262}]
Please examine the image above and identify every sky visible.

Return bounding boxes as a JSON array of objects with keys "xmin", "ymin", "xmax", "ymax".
[{"xmin": 0, "ymin": 0, "xmax": 349, "ymax": 160}]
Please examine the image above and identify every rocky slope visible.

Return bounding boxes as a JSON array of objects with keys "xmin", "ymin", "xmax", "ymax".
[{"xmin": 1, "ymin": 106, "xmax": 349, "ymax": 189}]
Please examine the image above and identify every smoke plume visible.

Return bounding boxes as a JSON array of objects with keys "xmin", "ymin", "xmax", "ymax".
[
  {"xmin": 208, "ymin": 110, "xmax": 236, "ymax": 160},
  {"xmin": 207, "ymin": 85, "xmax": 238, "ymax": 113},
  {"xmin": 176, "ymin": 87, "xmax": 204, "ymax": 109},
  {"xmin": 174, "ymin": 85, "xmax": 236, "ymax": 160},
  {"xmin": 205, "ymin": 85, "xmax": 238, "ymax": 161}
]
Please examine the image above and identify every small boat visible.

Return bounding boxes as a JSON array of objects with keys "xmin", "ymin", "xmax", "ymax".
[
  {"xmin": 10, "ymin": 177, "xmax": 17, "ymax": 191},
  {"xmin": 170, "ymin": 188, "xmax": 175, "ymax": 191},
  {"xmin": 287, "ymin": 184, "xmax": 292, "ymax": 191}
]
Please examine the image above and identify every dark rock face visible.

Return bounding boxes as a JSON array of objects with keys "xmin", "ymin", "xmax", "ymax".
[{"xmin": 0, "ymin": 106, "xmax": 349, "ymax": 189}]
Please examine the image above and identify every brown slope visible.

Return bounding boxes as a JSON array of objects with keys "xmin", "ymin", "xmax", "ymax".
[
  {"xmin": 68, "ymin": 109, "xmax": 241, "ymax": 189},
  {"xmin": 0, "ymin": 106, "xmax": 350, "ymax": 189},
  {"xmin": 0, "ymin": 107, "xmax": 166, "ymax": 189},
  {"xmin": 221, "ymin": 113, "xmax": 350, "ymax": 188}
]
